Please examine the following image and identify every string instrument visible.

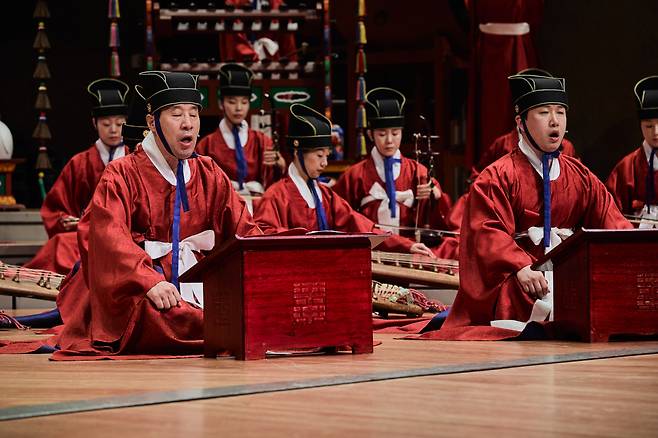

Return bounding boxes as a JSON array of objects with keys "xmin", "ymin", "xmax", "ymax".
[
  {"xmin": 259, "ymin": 91, "xmax": 282, "ymax": 179},
  {"xmin": 371, "ymin": 250, "xmax": 459, "ymax": 289},
  {"xmin": 0, "ymin": 263, "xmax": 63, "ymax": 301},
  {"xmin": 413, "ymin": 115, "xmax": 442, "ymax": 247},
  {"xmin": 624, "ymin": 214, "xmax": 658, "ymax": 227},
  {"xmin": 372, "ymin": 280, "xmax": 449, "ymax": 318}
]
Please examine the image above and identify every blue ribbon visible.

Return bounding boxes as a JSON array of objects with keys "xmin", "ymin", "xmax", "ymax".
[
  {"xmin": 384, "ymin": 156, "xmax": 400, "ymax": 218},
  {"xmin": 541, "ymin": 150, "xmax": 561, "ymax": 248},
  {"xmin": 647, "ymin": 148, "xmax": 656, "ymax": 214},
  {"xmin": 297, "ymin": 149, "xmax": 329, "ymax": 231},
  {"xmin": 232, "ymin": 124, "xmax": 248, "ymax": 190}
]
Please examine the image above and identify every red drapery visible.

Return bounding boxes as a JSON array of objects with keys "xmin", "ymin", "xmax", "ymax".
[{"xmin": 464, "ymin": 0, "xmax": 543, "ymax": 169}]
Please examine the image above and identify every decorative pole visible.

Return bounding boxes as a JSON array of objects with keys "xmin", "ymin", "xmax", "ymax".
[
  {"xmin": 33, "ymin": 0, "xmax": 52, "ymax": 201},
  {"xmin": 355, "ymin": 0, "xmax": 367, "ymax": 158},
  {"xmin": 145, "ymin": 0, "xmax": 155, "ymax": 70},
  {"xmin": 108, "ymin": 0, "xmax": 121, "ymax": 77},
  {"xmin": 322, "ymin": 0, "xmax": 332, "ymax": 119}
]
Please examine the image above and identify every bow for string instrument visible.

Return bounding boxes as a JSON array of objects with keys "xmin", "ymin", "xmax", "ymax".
[{"xmin": 413, "ymin": 115, "xmax": 442, "ymax": 247}]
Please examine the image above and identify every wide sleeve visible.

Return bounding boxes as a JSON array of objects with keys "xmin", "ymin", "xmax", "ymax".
[
  {"xmin": 85, "ymin": 170, "xmax": 167, "ymax": 343},
  {"xmin": 40, "ymin": 159, "xmax": 83, "ymax": 237},
  {"xmin": 253, "ymin": 185, "xmax": 293, "ymax": 234},
  {"xmin": 212, "ymin": 168, "xmax": 263, "ymax": 239},
  {"xmin": 605, "ymin": 158, "xmax": 633, "ymax": 214},
  {"xmin": 586, "ymin": 170, "xmax": 633, "ymax": 229},
  {"xmin": 332, "ymin": 168, "xmax": 363, "ymax": 211}
]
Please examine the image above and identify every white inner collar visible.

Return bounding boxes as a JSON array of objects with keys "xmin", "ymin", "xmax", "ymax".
[
  {"xmin": 518, "ymin": 136, "xmax": 560, "ymax": 181},
  {"xmin": 141, "ymin": 131, "xmax": 191, "ymax": 186},
  {"xmin": 219, "ymin": 118, "xmax": 249, "ymax": 150},
  {"xmin": 642, "ymin": 140, "xmax": 658, "ymax": 171},
  {"xmin": 288, "ymin": 162, "xmax": 323, "ymax": 209},
  {"xmin": 95, "ymin": 139, "xmax": 126, "ymax": 166},
  {"xmin": 371, "ymin": 146, "xmax": 401, "ymax": 183}
]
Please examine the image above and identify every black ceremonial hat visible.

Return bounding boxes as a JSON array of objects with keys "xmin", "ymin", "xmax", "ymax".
[
  {"xmin": 508, "ymin": 74, "xmax": 569, "ymax": 115},
  {"xmin": 365, "ymin": 87, "xmax": 405, "ymax": 129},
  {"xmin": 122, "ymin": 90, "xmax": 149, "ymax": 147},
  {"xmin": 137, "ymin": 71, "xmax": 202, "ymax": 114},
  {"xmin": 218, "ymin": 63, "xmax": 253, "ymax": 98},
  {"xmin": 87, "ymin": 78, "xmax": 129, "ymax": 118},
  {"xmin": 287, "ymin": 104, "xmax": 333, "ymax": 150},
  {"xmin": 634, "ymin": 76, "xmax": 658, "ymax": 120}
]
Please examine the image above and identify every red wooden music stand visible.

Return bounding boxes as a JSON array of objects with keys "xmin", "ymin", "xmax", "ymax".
[
  {"xmin": 534, "ymin": 229, "xmax": 658, "ymax": 342},
  {"xmin": 180, "ymin": 233, "xmax": 375, "ymax": 360}
]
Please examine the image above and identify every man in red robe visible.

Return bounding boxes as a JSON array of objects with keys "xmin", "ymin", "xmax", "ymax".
[
  {"xmin": 606, "ymin": 75, "xmax": 658, "ymax": 228},
  {"xmin": 54, "ymin": 71, "xmax": 260, "ymax": 356},
  {"xmin": 25, "ymin": 78, "xmax": 130, "ymax": 274},
  {"xmin": 333, "ymin": 88, "xmax": 457, "ymax": 259},
  {"xmin": 254, "ymin": 103, "xmax": 435, "ymax": 257},
  {"xmin": 434, "ymin": 73, "xmax": 632, "ymax": 340},
  {"xmin": 196, "ymin": 63, "xmax": 285, "ymax": 212}
]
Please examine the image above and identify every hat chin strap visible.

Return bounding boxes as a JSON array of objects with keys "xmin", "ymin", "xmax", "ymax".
[
  {"xmin": 296, "ymin": 148, "xmax": 312, "ymax": 180},
  {"xmin": 520, "ymin": 116, "xmax": 563, "ymax": 155},
  {"xmin": 154, "ymin": 112, "xmax": 176, "ymax": 158}
]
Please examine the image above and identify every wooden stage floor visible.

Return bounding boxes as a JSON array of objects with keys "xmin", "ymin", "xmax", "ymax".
[{"xmin": 1, "ymin": 316, "xmax": 658, "ymax": 437}]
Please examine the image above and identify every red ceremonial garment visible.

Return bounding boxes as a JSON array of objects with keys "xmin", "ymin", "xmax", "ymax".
[
  {"xmin": 25, "ymin": 142, "xmax": 128, "ymax": 274},
  {"xmin": 606, "ymin": 144, "xmax": 658, "ymax": 216},
  {"xmin": 333, "ymin": 149, "xmax": 457, "ymax": 259},
  {"xmin": 53, "ymin": 134, "xmax": 260, "ymax": 357},
  {"xmin": 196, "ymin": 119, "xmax": 282, "ymax": 193},
  {"xmin": 254, "ymin": 164, "xmax": 414, "ymax": 253},
  {"xmin": 422, "ymin": 145, "xmax": 631, "ymax": 340}
]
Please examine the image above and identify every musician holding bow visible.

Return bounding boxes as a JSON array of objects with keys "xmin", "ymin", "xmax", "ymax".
[
  {"xmin": 333, "ymin": 88, "xmax": 457, "ymax": 259},
  {"xmin": 254, "ymin": 103, "xmax": 434, "ymax": 257}
]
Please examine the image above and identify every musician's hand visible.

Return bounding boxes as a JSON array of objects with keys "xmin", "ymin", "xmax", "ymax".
[
  {"xmin": 264, "ymin": 150, "xmax": 286, "ymax": 171},
  {"xmin": 516, "ymin": 265, "xmax": 549, "ymax": 299},
  {"xmin": 416, "ymin": 183, "xmax": 442, "ymax": 201},
  {"xmin": 60, "ymin": 215, "xmax": 80, "ymax": 230},
  {"xmin": 410, "ymin": 243, "xmax": 436, "ymax": 259},
  {"xmin": 319, "ymin": 177, "xmax": 336, "ymax": 188},
  {"xmin": 146, "ymin": 281, "xmax": 181, "ymax": 310}
]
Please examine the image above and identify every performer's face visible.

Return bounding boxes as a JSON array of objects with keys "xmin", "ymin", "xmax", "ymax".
[
  {"xmin": 221, "ymin": 96, "xmax": 250, "ymax": 126},
  {"xmin": 94, "ymin": 115, "xmax": 126, "ymax": 147},
  {"xmin": 297, "ymin": 147, "xmax": 330, "ymax": 179},
  {"xmin": 640, "ymin": 118, "xmax": 658, "ymax": 148},
  {"xmin": 148, "ymin": 104, "xmax": 200, "ymax": 159},
  {"xmin": 516, "ymin": 104, "xmax": 567, "ymax": 153},
  {"xmin": 370, "ymin": 128, "xmax": 402, "ymax": 157}
]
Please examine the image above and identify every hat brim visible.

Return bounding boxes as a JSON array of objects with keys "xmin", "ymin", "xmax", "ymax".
[
  {"xmin": 287, "ymin": 135, "xmax": 333, "ymax": 150},
  {"xmin": 149, "ymin": 89, "xmax": 203, "ymax": 114},
  {"xmin": 92, "ymin": 104, "xmax": 128, "ymax": 118},
  {"xmin": 515, "ymin": 90, "xmax": 569, "ymax": 114},
  {"xmin": 368, "ymin": 116, "xmax": 404, "ymax": 129},
  {"xmin": 219, "ymin": 85, "xmax": 252, "ymax": 98}
]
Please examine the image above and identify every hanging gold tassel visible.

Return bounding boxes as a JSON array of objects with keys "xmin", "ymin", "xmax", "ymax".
[
  {"xmin": 35, "ymin": 146, "xmax": 52, "ymax": 171},
  {"xmin": 33, "ymin": 22, "xmax": 50, "ymax": 50},
  {"xmin": 358, "ymin": 0, "xmax": 366, "ymax": 17},
  {"xmin": 33, "ymin": 0, "xmax": 50, "ymax": 19},
  {"xmin": 108, "ymin": 0, "xmax": 121, "ymax": 18},
  {"xmin": 357, "ymin": 22, "xmax": 367, "ymax": 45},
  {"xmin": 35, "ymin": 84, "xmax": 51, "ymax": 110},
  {"xmin": 33, "ymin": 55, "xmax": 51, "ymax": 79},
  {"xmin": 357, "ymin": 131, "xmax": 367, "ymax": 156}
]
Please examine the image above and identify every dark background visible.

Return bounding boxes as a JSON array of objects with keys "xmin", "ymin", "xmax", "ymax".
[{"xmin": 1, "ymin": 0, "xmax": 657, "ymax": 207}]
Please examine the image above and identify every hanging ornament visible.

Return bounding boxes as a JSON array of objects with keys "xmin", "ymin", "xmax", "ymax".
[{"xmin": 34, "ymin": 83, "xmax": 51, "ymax": 110}]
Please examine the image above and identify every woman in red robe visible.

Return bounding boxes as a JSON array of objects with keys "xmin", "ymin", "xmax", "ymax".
[
  {"xmin": 25, "ymin": 78, "xmax": 130, "ymax": 274},
  {"xmin": 54, "ymin": 72, "xmax": 261, "ymax": 357},
  {"xmin": 333, "ymin": 88, "xmax": 457, "ymax": 259},
  {"xmin": 254, "ymin": 103, "xmax": 435, "ymax": 257},
  {"xmin": 606, "ymin": 75, "xmax": 658, "ymax": 227},
  {"xmin": 431, "ymin": 73, "xmax": 631, "ymax": 340},
  {"xmin": 196, "ymin": 63, "xmax": 285, "ymax": 212}
]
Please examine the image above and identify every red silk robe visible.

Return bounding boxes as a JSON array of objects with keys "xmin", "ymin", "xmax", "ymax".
[
  {"xmin": 606, "ymin": 146, "xmax": 658, "ymax": 215},
  {"xmin": 196, "ymin": 127, "xmax": 281, "ymax": 190},
  {"xmin": 434, "ymin": 148, "xmax": 631, "ymax": 340},
  {"xmin": 25, "ymin": 145, "xmax": 127, "ymax": 274},
  {"xmin": 254, "ymin": 175, "xmax": 414, "ymax": 254},
  {"xmin": 333, "ymin": 154, "xmax": 457, "ymax": 259},
  {"xmin": 55, "ymin": 145, "xmax": 260, "ymax": 356}
]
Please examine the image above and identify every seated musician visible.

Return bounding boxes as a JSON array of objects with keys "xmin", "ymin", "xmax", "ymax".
[
  {"xmin": 446, "ymin": 68, "xmax": 579, "ymax": 233},
  {"xmin": 332, "ymin": 87, "xmax": 456, "ymax": 259},
  {"xmin": 435, "ymin": 73, "xmax": 632, "ymax": 340},
  {"xmin": 24, "ymin": 78, "xmax": 130, "ymax": 275},
  {"xmin": 196, "ymin": 63, "xmax": 285, "ymax": 212},
  {"xmin": 254, "ymin": 103, "xmax": 435, "ymax": 257},
  {"xmin": 52, "ymin": 71, "xmax": 261, "ymax": 356},
  {"xmin": 606, "ymin": 75, "xmax": 658, "ymax": 227}
]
